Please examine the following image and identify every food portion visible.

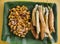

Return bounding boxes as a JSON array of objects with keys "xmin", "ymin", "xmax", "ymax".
[
  {"xmin": 31, "ymin": 4, "xmax": 40, "ymax": 39},
  {"xmin": 36, "ymin": 10, "xmax": 40, "ymax": 35},
  {"xmin": 31, "ymin": 5, "xmax": 55, "ymax": 40},
  {"xmin": 44, "ymin": 7, "xmax": 53, "ymax": 40},
  {"xmin": 38, "ymin": 5, "xmax": 46, "ymax": 40},
  {"xmin": 48, "ymin": 7, "xmax": 55, "ymax": 33},
  {"xmin": 8, "ymin": 5, "xmax": 31, "ymax": 37},
  {"xmin": 8, "ymin": 4, "xmax": 55, "ymax": 40}
]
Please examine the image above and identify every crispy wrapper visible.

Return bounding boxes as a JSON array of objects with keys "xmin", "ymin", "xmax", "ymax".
[
  {"xmin": 38, "ymin": 5, "xmax": 46, "ymax": 40},
  {"xmin": 44, "ymin": 7, "xmax": 53, "ymax": 40},
  {"xmin": 48, "ymin": 8, "xmax": 55, "ymax": 33}
]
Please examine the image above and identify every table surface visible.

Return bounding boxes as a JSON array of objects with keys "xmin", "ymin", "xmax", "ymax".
[{"xmin": 0, "ymin": 0, "xmax": 60, "ymax": 44}]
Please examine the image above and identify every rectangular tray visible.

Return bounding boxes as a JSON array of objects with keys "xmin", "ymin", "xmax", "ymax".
[{"xmin": 1, "ymin": 1, "xmax": 57, "ymax": 44}]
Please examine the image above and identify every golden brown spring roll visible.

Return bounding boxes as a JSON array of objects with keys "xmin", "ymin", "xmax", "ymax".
[
  {"xmin": 38, "ymin": 5, "xmax": 46, "ymax": 40},
  {"xmin": 48, "ymin": 8, "xmax": 55, "ymax": 33},
  {"xmin": 44, "ymin": 7, "xmax": 49, "ymax": 34},
  {"xmin": 36, "ymin": 10, "xmax": 40, "ymax": 35},
  {"xmin": 44, "ymin": 7, "xmax": 53, "ymax": 40},
  {"xmin": 31, "ymin": 4, "xmax": 39, "ymax": 39}
]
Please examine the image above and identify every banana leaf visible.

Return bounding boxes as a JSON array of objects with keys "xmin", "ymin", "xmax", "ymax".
[{"xmin": 1, "ymin": 1, "xmax": 57, "ymax": 44}]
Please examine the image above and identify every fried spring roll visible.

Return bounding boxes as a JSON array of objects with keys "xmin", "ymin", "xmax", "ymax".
[
  {"xmin": 36, "ymin": 10, "xmax": 40, "ymax": 35},
  {"xmin": 38, "ymin": 5, "xmax": 46, "ymax": 40},
  {"xmin": 44, "ymin": 7, "xmax": 53, "ymax": 39},
  {"xmin": 48, "ymin": 8, "xmax": 55, "ymax": 33},
  {"xmin": 42, "ymin": 7, "xmax": 48, "ymax": 38},
  {"xmin": 31, "ymin": 4, "xmax": 39, "ymax": 39},
  {"xmin": 44, "ymin": 7, "xmax": 49, "ymax": 34}
]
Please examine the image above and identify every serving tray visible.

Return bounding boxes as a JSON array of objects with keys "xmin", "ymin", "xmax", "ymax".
[{"xmin": 1, "ymin": 1, "xmax": 57, "ymax": 44}]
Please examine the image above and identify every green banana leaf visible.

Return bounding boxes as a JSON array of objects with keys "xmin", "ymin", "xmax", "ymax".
[{"xmin": 1, "ymin": 1, "xmax": 57, "ymax": 44}]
